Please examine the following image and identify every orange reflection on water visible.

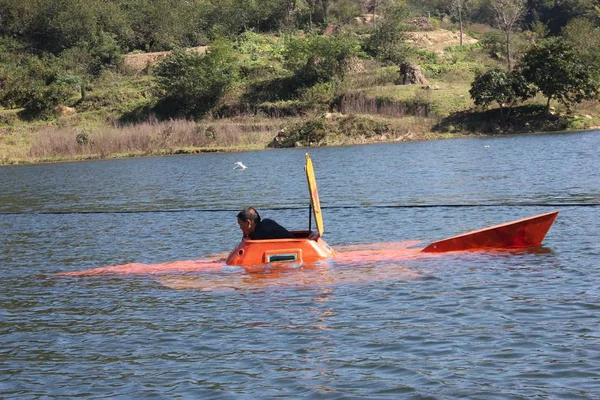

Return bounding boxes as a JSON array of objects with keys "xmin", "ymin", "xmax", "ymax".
[
  {"xmin": 57, "ymin": 257, "xmax": 226, "ymax": 277},
  {"xmin": 58, "ymin": 241, "xmax": 431, "ymax": 289},
  {"xmin": 158, "ymin": 243, "xmax": 423, "ymax": 291}
]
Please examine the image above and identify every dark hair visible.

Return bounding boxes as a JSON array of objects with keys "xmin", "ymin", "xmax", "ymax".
[{"xmin": 237, "ymin": 207, "xmax": 261, "ymax": 224}]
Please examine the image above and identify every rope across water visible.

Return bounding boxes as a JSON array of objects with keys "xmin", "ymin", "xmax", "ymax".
[{"xmin": 1, "ymin": 203, "xmax": 598, "ymax": 215}]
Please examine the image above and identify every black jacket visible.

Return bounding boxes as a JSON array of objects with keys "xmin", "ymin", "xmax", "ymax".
[{"xmin": 250, "ymin": 218, "xmax": 295, "ymax": 240}]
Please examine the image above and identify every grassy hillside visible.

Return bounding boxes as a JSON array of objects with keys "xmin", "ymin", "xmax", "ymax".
[{"xmin": 1, "ymin": 26, "xmax": 599, "ymax": 165}]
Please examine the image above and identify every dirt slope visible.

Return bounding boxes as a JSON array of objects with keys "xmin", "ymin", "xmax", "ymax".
[
  {"xmin": 122, "ymin": 46, "xmax": 208, "ymax": 72},
  {"xmin": 407, "ymin": 29, "xmax": 478, "ymax": 53}
]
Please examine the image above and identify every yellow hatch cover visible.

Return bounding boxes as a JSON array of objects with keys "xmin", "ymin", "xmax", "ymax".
[{"xmin": 305, "ymin": 153, "xmax": 324, "ymax": 237}]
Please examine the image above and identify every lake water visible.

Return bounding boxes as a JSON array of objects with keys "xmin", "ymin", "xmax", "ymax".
[{"xmin": 1, "ymin": 130, "xmax": 600, "ymax": 398}]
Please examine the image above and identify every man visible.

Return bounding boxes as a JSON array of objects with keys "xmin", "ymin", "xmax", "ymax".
[{"xmin": 237, "ymin": 207, "xmax": 295, "ymax": 240}]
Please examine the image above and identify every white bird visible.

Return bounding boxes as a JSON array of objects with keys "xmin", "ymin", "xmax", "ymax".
[{"xmin": 233, "ymin": 161, "xmax": 247, "ymax": 170}]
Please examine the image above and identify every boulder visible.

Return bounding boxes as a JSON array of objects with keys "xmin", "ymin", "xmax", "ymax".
[
  {"xmin": 54, "ymin": 104, "xmax": 77, "ymax": 117},
  {"xmin": 399, "ymin": 62, "xmax": 429, "ymax": 85}
]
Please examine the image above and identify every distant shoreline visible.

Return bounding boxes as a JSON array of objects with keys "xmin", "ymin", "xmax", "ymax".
[{"xmin": 2, "ymin": 126, "xmax": 598, "ymax": 167}]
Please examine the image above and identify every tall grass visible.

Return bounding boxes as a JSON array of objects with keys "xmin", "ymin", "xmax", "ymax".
[
  {"xmin": 339, "ymin": 92, "xmax": 431, "ymax": 117},
  {"xmin": 27, "ymin": 118, "xmax": 280, "ymax": 161}
]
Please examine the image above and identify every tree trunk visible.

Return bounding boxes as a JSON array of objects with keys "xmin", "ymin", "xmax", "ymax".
[
  {"xmin": 373, "ymin": 0, "xmax": 376, "ymax": 29},
  {"xmin": 506, "ymin": 30, "xmax": 512, "ymax": 71},
  {"xmin": 459, "ymin": 8, "xmax": 463, "ymax": 46}
]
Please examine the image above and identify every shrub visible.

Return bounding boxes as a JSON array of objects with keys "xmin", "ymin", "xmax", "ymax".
[
  {"xmin": 21, "ymin": 83, "xmax": 73, "ymax": 119},
  {"xmin": 479, "ymin": 30, "xmax": 505, "ymax": 59},
  {"xmin": 339, "ymin": 115, "xmax": 390, "ymax": 138},
  {"xmin": 273, "ymin": 114, "xmax": 393, "ymax": 147},
  {"xmin": 283, "ymin": 35, "xmax": 360, "ymax": 86},
  {"xmin": 278, "ymin": 117, "xmax": 328, "ymax": 147},
  {"xmin": 299, "ymin": 82, "xmax": 336, "ymax": 110},
  {"xmin": 154, "ymin": 39, "xmax": 239, "ymax": 118},
  {"xmin": 75, "ymin": 132, "xmax": 90, "ymax": 145}
]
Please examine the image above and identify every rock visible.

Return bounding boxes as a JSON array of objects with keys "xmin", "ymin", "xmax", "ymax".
[
  {"xmin": 584, "ymin": 114, "xmax": 593, "ymax": 119},
  {"xmin": 399, "ymin": 62, "xmax": 429, "ymax": 85},
  {"xmin": 54, "ymin": 104, "xmax": 77, "ymax": 117},
  {"xmin": 267, "ymin": 130, "xmax": 288, "ymax": 148},
  {"xmin": 408, "ymin": 17, "xmax": 434, "ymax": 30}
]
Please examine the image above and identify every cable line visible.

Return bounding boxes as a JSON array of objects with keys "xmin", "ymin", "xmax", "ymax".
[{"xmin": 0, "ymin": 203, "xmax": 598, "ymax": 215}]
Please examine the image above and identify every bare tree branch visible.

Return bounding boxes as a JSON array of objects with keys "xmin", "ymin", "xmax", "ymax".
[{"xmin": 492, "ymin": 0, "xmax": 527, "ymax": 70}]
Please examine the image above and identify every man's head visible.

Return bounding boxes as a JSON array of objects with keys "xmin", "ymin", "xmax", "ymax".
[{"xmin": 237, "ymin": 207, "xmax": 261, "ymax": 237}]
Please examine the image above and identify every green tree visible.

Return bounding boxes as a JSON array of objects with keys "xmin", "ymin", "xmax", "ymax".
[
  {"xmin": 122, "ymin": 0, "xmax": 195, "ymax": 51},
  {"xmin": 365, "ymin": 0, "xmax": 411, "ymax": 63},
  {"xmin": 283, "ymin": 34, "xmax": 360, "ymax": 86},
  {"xmin": 561, "ymin": 18, "xmax": 600, "ymax": 78},
  {"xmin": 26, "ymin": 0, "xmax": 100, "ymax": 54},
  {"xmin": 520, "ymin": 37, "xmax": 600, "ymax": 112},
  {"xmin": 469, "ymin": 68, "xmax": 536, "ymax": 121},
  {"xmin": 154, "ymin": 40, "xmax": 239, "ymax": 118},
  {"xmin": 328, "ymin": 0, "xmax": 363, "ymax": 24},
  {"xmin": 525, "ymin": 0, "xmax": 598, "ymax": 34}
]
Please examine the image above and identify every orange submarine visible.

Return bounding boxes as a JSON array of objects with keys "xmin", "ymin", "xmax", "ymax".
[
  {"xmin": 58, "ymin": 153, "xmax": 558, "ymax": 278},
  {"xmin": 225, "ymin": 153, "xmax": 558, "ymax": 267}
]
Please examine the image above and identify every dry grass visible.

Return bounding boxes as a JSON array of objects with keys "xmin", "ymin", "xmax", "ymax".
[
  {"xmin": 339, "ymin": 92, "xmax": 431, "ymax": 117},
  {"xmin": 121, "ymin": 46, "xmax": 208, "ymax": 72},
  {"xmin": 407, "ymin": 30, "xmax": 478, "ymax": 54},
  {"xmin": 19, "ymin": 118, "xmax": 280, "ymax": 163}
]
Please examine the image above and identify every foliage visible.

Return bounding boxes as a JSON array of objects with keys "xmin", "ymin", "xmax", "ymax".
[
  {"xmin": 520, "ymin": 37, "xmax": 600, "ymax": 112},
  {"xmin": 327, "ymin": 0, "xmax": 362, "ymax": 24},
  {"xmin": 433, "ymin": 104, "xmax": 571, "ymax": 134},
  {"xmin": 469, "ymin": 68, "xmax": 536, "ymax": 120},
  {"xmin": 279, "ymin": 117, "xmax": 328, "ymax": 147},
  {"xmin": 525, "ymin": 0, "xmax": 599, "ymax": 34},
  {"xmin": 236, "ymin": 31, "xmax": 285, "ymax": 64},
  {"xmin": 283, "ymin": 35, "xmax": 360, "ymax": 86},
  {"xmin": 0, "ymin": 49, "xmax": 78, "ymax": 117},
  {"xmin": 421, "ymin": 60, "xmax": 482, "ymax": 82},
  {"xmin": 299, "ymin": 82, "xmax": 336, "ymax": 110},
  {"xmin": 479, "ymin": 30, "xmax": 506, "ymax": 59},
  {"xmin": 154, "ymin": 40, "xmax": 239, "ymax": 118},
  {"xmin": 365, "ymin": 1, "xmax": 412, "ymax": 63},
  {"xmin": 338, "ymin": 114, "xmax": 390, "ymax": 138},
  {"xmin": 275, "ymin": 114, "xmax": 393, "ymax": 147},
  {"xmin": 21, "ymin": 82, "xmax": 73, "ymax": 119},
  {"xmin": 561, "ymin": 18, "xmax": 600, "ymax": 78}
]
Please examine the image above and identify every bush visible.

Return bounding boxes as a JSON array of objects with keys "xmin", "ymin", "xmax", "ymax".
[
  {"xmin": 154, "ymin": 39, "xmax": 239, "ymax": 118},
  {"xmin": 299, "ymin": 82, "xmax": 336, "ymax": 110},
  {"xmin": 283, "ymin": 35, "xmax": 360, "ymax": 86},
  {"xmin": 272, "ymin": 114, "xmax": 393, "ymax": 147},
  {"xmin": 278, "ymin": 117, "xmax": 328, "ymax": 147},
  {"xmin": 479, "ymin": 30, "xmax": 505, "ymax": 59},
  {"xmin": 339, "ymin": 115, "xmax": 390, "ymax": 138},
  {"xmin": 22, "ymin": 83, "xmax": 72, "ymax": 119}
]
